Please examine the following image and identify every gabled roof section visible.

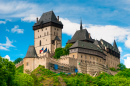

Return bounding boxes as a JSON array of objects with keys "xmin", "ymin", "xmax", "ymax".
[
  {"xmin": 33, "ymin": 11, "xmax": 63, "ymax": 27},
  {"xmin": 24, "ymin": 46, "xmax": 38, "ymax": 58},
  {"xmin": 94, "ymin": 40, "xmax": 105, "ymax": 49},
  {"xmin": 70, "ymin": 40, "xmax": 103, "ymax": 53},
  {"xmin": 67, "ymin": 29, "xmax": 94, "ymax": 43},
  {"xmin": 100, "ymin": 39, "xmax": 120, "ymax": 53}
]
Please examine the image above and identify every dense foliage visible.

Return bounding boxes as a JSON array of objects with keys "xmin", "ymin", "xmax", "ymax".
[
  {"xmin": 1, "ymin": 56, "xmax": 130, "ymax": 86},
  {"xmin": 16, "ymin": 65, "xmax": 24, "ymax": 73},
  {"xmin": 13, "ymin": 57, "xmax": 23, "ymax": 64},
  {"xmin": 117, "ymin": 63, "xmax": 126, "ymax": 70},
  {"xmin": 0, "ymin": 56, "xmax": 34, "ymax": 86},
  {"xmin": 54, "ymin": 48, "xmax": 64, "ymax": 59},
  {"xmin": 54, "ymin": 43, "xmax": 72, "ymax": 59},
  {"xmin": 14, "ymin": 73, "xmax": 34, "ymax": 86},
  {"xmin": 0, "ymin": 56, "xmax": 16, "ymax": 86}
]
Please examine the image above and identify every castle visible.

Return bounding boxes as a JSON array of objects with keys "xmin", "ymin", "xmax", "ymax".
[{"xmin": 21, "ymin": 11, "xmax": 120, "ymax": 75}]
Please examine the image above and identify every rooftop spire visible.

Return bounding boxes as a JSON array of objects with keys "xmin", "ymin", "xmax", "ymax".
[
  {"xmin": 80, "ymin": 19, "xmax": 83, "ymax": 30},
  {"xmin": 113, "ymin": 40, "xmax": 118, "ymax": 50}
]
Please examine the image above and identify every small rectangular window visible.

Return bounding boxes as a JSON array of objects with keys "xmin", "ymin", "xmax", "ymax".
[{"xmin": 27, "ymin": 62, "xmax": 29, "ymax": 66}]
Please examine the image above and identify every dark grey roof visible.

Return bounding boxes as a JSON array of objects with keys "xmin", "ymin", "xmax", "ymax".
[
  {"xmin": 80, "ymin": 20, "xmax": 83, "ymax": 30},
  {"xmin": 54, "ymin": 36, "xmax": 61, "ymax": 41},
  {"xmin": 33, "ymin": 11, "xmax": 63, "ymax": 26},
  {"xmin": 70, "ymin": 40, "xmax": 103, "ymax": 53},
  {"xmin": 113, "ymin": 40, "xmax": 119, "ymax": 51},
  {"xmin": 67, "ymin": 29, "xmax": 94, "ymax": 43},
  {"xmin": 94, "ymin": 40, "xmax": 105, "ymax": 50},
  {"xmin": 24, "ymin": 46, "xmax": 38, "ymax": 58},
  {"xmin": 100, "ymin": 39, "xmax": 120, "ymax": 53}
]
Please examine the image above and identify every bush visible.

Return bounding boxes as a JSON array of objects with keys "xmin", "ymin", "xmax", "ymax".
[
  {"xmin": 110, "ymin": 67, "xmax": 116, "ymax": 71},
  {"xmin": 14, "ymin": 73, "xmax": 34, "ymax": 86}
]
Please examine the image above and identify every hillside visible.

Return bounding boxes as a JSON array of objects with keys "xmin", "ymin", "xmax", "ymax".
[
  {"xmin": 30, "ymin": 65, "xmax": 66, "ymax": 86},
  {"xmin": 16, "ymin": 65, "xmax": 130, "ymax": 86}
]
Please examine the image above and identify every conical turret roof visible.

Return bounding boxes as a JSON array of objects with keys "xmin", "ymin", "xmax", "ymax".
[{"xmin": 24, "ymin": 46, "xmax": 38, "ymax": 58}]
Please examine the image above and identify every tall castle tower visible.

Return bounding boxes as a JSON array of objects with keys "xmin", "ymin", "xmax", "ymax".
[{"xmin": 33, "ymin": 11, "xmax": 63, "ymax": 57}]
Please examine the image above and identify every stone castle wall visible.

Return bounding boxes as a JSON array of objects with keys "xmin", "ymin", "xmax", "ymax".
[
  {"xmin": 15, "ymin": 60, "xmax": 23, "ymax": 68},
  {"xmin": 23, "ymin": 53, "xmax": 118, "ymax": 75}
]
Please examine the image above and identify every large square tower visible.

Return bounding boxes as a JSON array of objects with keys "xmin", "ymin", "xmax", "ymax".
[{"xmin": 33, "ymin": 11, "xmax": 63, "ymax": 57}]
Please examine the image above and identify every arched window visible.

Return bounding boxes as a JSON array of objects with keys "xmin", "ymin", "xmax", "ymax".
[{"xmin": 40, "ymin": 40, "xmax": 41, "ymax": 46}]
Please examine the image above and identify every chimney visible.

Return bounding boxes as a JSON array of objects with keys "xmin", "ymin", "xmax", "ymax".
[
  {"xmin": 36, "ymin": 17, "xmax": 38, "ymax": 23},
  {"xmin": 57, "ymin": 16, "xmax": 59, "ymax": 21},
  {"xmin": 89, "ymin": 33, "xmax": 91, "ymax": 38}
]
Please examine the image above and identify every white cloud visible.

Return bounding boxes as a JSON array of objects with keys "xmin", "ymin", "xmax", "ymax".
[
  {"xmin": 125, "ymin": 35, "xmax": 130, "ymax": 48},
  {"xmin": 123, "ymin": 54, "xmax": 130, "ymax": 68},
  {"xmin": 0, "ymin": 37, "xmax": 15, "ymax": 50},
  {"xmin": 60, "ymin": 18, "xmax": 130, "ymax": 45},
  {"xmin": 60, "ymin": 18, "xmax": 80, "ymax": 36},
  {"xmin": 0, "ymin": 21, "xmax": 6, "ymax": 24},
  {"xmin": 21, "ymin": 14, "xmax": 39, "ymax": 22},
  {"xmin": 0, "ymin": 1, "xmax": 42, "ymax": 22},
  {"xmin": 3, "ymin": 55, "xmax": 11, "ymax": 61},
  {"xmin": 123, "ymin": 54, "xmax": 130, "ymax": 57},
  {"xmin": 11, "ymin": 25, "xmax": 24, "ymax": 34},
  {"xmin": 6, "ymin": 29, "xmax": 9, "ymax": 32},
  {"xmin": 0, "ymin": 46, "xmax": 8, "ymax": 50},
  {"xmin": 124, "ymin": 57, "xmax": 130, "ymax": 68},
  {"xmin": 86, "ymin": 25, "xmax": 130, "ymax": 44},
  {"xmin": 118, "ymin": 47, "xmax": 122, "ymax": 52}
]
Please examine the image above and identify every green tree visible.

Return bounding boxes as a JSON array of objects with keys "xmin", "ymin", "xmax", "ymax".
[
  {"xmin": 63, "ymin": 43, "xmax": 73, "ymax": 55},
  {"xmin": 14, "ymin": 57, "xmax": 23, "ymax": 64},
  {"xmin": 54, "ymin": 48, "xmax": 64, "ymax": 59},
  {"xmin": 0, "ymin": 56, "xmax": 16, "ymax": 86},
  {"xmin": 117, "ymin": 63, "xmax": 126, "ymax": 70}
]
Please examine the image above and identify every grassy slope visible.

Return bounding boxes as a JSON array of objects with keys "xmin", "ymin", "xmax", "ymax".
[
  {"xmin": 30, "ymin": 65, "xmax": 63, "ymax": 86},
  {"xmin": 16, "ymin": 65, "xmax": 24, "ymax": 73},
  {"xmin": 16, "ymin": 65, "xmax": 130, "ymax": 86}
]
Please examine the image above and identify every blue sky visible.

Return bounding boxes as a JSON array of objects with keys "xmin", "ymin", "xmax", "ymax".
[{"xmin": 0, "ymin": 0, "xmax": 130, "ymax": 68}]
